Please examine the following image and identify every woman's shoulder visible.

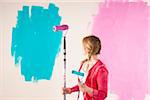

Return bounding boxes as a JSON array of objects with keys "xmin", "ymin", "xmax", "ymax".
[{"xmin": 97, "ymin": 60, "xmax": 109, "ymax": 74}]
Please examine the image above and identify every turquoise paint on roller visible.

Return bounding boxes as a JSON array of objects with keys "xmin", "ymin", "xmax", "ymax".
[
  {"xmin": 72, "ymin": 70, "xmax": 84, "ymax": 77},
  {"xmin": 11, "ymin": 3, "xmax": 62, "ymax": 81}
]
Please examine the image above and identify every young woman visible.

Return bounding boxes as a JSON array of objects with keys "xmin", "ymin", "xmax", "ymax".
[{"xmin": 63, "ymin": 35, "xmax": 108, "ymax": 100}]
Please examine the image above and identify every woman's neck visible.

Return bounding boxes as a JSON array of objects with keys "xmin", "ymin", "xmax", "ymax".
[
  {"xmin": 82, "ymin": 55, "xmax": 98, "ymax": 72},
  {"xmin": 89, "ymin": 55, "xmax": 98, "ymax": 62}
]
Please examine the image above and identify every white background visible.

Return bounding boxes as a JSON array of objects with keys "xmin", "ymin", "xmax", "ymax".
[{"xmin": 0, "ymin": 0, "xmax": 150, "ymax": 100}]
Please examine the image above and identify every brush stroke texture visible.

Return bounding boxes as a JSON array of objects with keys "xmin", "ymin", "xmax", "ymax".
[
  {"xmin": 11, "ymin": 3, "xmax": 62, "ymax": 81},
  {"xmin": 92, "ymin": 1, "xmax": 149, "ymax": 100}
]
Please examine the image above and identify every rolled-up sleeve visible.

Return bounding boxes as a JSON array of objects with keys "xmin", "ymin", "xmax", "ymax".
[
  {"xmin": 92, "ymin": 68, "xmax": 108, "ymax": 99},
  {"xmin": 71, "ymin": 85, "xmax": 79, "ymax": 93}
]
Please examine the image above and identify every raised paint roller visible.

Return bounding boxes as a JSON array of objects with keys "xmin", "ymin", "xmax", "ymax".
[{"xmin": 54, "ymin": 24, "xmax": 68, "ymax": 100}]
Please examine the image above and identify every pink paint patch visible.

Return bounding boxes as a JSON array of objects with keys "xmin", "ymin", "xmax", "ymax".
[{"xmin": 92, "ymin": 1, "xmax": 149, "ymax": 100}]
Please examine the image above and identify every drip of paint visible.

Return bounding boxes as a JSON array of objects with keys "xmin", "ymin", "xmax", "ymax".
[{"xmin": 11, "ymin": 3, "xmax": 62, "ymax": 81}]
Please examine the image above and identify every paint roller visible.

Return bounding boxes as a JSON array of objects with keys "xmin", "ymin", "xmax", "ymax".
[
  {"xmin": 72, "ymin": 70, "xmax": 84, "ymax": 77},
  {"xmin": 72, "ymin": 70, "xmax": 85, "ymax": 84},
  {"xmin": 54, "ymin": 24, "xmax": 68, "ymax": 100}
]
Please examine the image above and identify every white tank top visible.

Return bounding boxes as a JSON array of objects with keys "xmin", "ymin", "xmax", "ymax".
[
  {"xmin": 78, "ymin": 62, "xmax": 90, "ymax": 100},
  {"xmin": 78, "ymin": 71, "xmax": 88, "ymax": 100}
]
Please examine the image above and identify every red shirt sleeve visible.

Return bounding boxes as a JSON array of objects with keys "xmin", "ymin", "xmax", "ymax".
[
  {"xmin": 70, "ymin": 85, "xmax": 79, "ymax": 93},
  {"xmin": 92, "ymin": 67, "xmax": 108, "ymax": 99}
]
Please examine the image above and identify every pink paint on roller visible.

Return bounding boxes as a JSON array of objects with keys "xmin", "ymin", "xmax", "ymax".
[
  {"xmin": 53, "ymin": 24, "xmax": 69, "ymax": 31},
  {"xmin": 92, "ymin": 1, "xmax": 149, "ymax": 100}
]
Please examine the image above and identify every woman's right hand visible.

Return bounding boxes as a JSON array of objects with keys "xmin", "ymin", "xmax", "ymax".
[{"xmin": 62, "ymin": 87, "xmax": 72, "ymax": 94}]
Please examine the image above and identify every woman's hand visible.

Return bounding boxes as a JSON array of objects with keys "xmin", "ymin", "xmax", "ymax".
[
  {"xmin": 78, "ymin": 82, "xmax": 93, "ymax": 95},
  {"xmin": 62, "ymin": 87, "xmax": 72, "ymax": 94}
]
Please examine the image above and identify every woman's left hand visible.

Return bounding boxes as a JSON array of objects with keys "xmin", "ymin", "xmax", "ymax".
[{"xmin": 78, "ymin": 82, "xmax": 93, "ymax": 95}]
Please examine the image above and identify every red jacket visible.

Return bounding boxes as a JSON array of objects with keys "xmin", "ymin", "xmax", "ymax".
[{"xmin": 71, "ymin": 60, "xmax": 108, "ymax": 100}]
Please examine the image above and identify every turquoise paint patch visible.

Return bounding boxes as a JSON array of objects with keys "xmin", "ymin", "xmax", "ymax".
[{"xmin": 11, "ymin": 3, "xmax": 62, "ymax": 81}]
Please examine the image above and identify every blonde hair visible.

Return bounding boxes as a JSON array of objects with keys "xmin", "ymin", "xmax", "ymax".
[{"xmin": 82, "ymin": 35, "xmax": 101, "ymax": 60}]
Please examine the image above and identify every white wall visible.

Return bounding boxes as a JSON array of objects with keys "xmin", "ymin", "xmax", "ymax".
[{"xmin": 0, "ymin": 0, "xmax": 150, "ymax": 100}]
